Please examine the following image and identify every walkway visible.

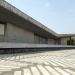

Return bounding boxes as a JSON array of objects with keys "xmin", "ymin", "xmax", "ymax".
[{"xmin": 0, "ymin": 49, "xmax": 75, "ymax": 75}]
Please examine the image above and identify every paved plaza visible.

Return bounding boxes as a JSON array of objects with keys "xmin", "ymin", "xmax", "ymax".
[{"xmin": 0, "ymin": 49, "xmax": 75, "ymax": 75}]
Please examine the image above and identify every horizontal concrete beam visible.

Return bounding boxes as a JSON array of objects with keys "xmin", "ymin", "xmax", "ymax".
[{"xmin": 0, "ymin": 43, "xmax": 75, "ymax": 54}]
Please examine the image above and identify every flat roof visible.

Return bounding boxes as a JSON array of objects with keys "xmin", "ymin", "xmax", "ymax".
[
  {"xmin": 0, "ymin": 0, "xmax": 75, "ymax": 39},
  {"xmin": 59, "ymin": 34, "xmax": 75, "ymax": 38}
]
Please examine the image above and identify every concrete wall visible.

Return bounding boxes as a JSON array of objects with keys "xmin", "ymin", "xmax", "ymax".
[
  {"xmin": 0, "ymin": 24, "xmax": 4, "ymax": 35},
  {"xmin": 0, "ymin": 24, "xmax": 5, "ymax": 42},
  {"xmin": 0, "ymin": 23, "xmax": 70, "ymax": 45},
  {"xmin": 34, "ymin": 34, "xmax": 48, "ymax": 44},
  {"xmin": 3, "ymin": 23, "xmax": 34, "ymax": 43},
  {"xmin": 34, "ymin": 35, "xmax": 40, "ymax": 44},
  {"xmin": 0, "ymin": 23, "xmax": 54, "ymax": 44},
  {"xmin": 48, "ymin": 39, "xmax": 55, "ymax": 45},
  {"xmin": 60, "ymin": 38, "xmax": 69, "ymax": 45},
  {"xmin": 39, "ymin": 37, "xmax": 48, "ymax": 44}
]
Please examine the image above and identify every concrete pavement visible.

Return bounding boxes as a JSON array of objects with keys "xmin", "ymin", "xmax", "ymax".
[{"xmin": 0, "ymin": 49, "xmax": 75, "ymax": 75}]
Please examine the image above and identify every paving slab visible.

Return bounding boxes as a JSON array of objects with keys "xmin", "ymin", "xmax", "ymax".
[{"xmin": 0, "ymin": 49, "xmax": 75, "ymax": 75}]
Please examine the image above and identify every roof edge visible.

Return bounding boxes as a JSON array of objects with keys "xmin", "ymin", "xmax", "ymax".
[{"xmin": 0, "ymin": 0, "xmax": 58, "ymax": 37}]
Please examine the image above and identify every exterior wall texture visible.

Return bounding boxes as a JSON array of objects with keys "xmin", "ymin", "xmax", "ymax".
[
  {"xmin": 0, "ymin": 22, "xmax": 56, "ymax": 44},
  {"xmin": 60, "ymin": 38, "xmax": 69, "ymax": 45},
  {"xmin": 48, "ymin": 39, "xmax": 55, "ymax": 45},
  {"xmin": 0, "ymin": 24, "xmax": 4, "ymax": 35},
  {"xmin": 0, "ymin": 24, "xmax": 5, "ymax": 42},
  {"xmin": 34, "ymin": 34, "xmax": 48, "ymax": 44},
  {"xmin": 2, "ymin": 23, "xmax": 34, "ymax": 43},
  {"xmin": 0, "ymin": 22, "xmax": 70, "ymax": 45}
]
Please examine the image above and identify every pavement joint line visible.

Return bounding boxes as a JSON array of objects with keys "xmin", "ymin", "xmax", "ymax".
[
  {"xmin": 45, "ymin": 66, "xmax": 60, "ymax": 75},
  {"xmin": 37, "ymin": 65, "xmax": 50, "ymax": 75},
  {"xmin": 30, "ymin": 66, "xmax": 40, "ymax": 75},
  {"xmin": 0, "ymin": 50, "xmax": 75, "ymax": 74},
  {"xmin": 65, "ymin": 69, "xmax": 75, "ymax": 75},
  {"xmin": 55, "ymin": 67, "xmax": 70, "ymax": 75}
]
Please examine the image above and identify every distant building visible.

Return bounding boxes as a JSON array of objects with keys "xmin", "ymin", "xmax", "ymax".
[{"xmin": 0, "ymin": 0, "xmax": 75, "ymax": 45}]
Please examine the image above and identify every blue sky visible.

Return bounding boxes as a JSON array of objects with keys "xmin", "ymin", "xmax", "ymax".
[{"xmin": 6, "ymin": 0, "xmax": 75, "ymax": 34}]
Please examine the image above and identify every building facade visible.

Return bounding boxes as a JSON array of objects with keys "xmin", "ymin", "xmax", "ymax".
[{"xmin": 0, "ymin": 0, "xmax": 75, "ymax": 45}]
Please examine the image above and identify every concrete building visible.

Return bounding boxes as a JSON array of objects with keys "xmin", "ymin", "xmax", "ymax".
[{"xmin": 0, "ymin": 0, "xmax": 75, "ymax": 45}]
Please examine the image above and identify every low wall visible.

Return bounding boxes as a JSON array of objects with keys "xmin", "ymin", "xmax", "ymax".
[{"xmin": 0, "ymin": 43, "xmax": 75, "ymax": 54}]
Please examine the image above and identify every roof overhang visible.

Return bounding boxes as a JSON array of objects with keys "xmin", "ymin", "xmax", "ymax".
[
  {"xmin": 0, "ymin": 0, "xmax": 59, "ymax": 39},
  {"xmin": 58, "ymin": 34, "xmax": 75, "ymax": 38}
]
